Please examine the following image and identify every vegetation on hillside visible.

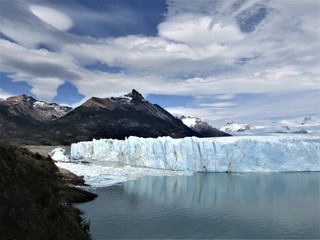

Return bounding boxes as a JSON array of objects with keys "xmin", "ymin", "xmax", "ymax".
[{"xmin": 0, "ymin": 142, "xmax": 96, "ymax": 240}]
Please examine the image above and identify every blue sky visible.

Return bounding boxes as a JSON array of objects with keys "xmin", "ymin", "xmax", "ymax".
[{"xmin": 0, "ymin": 0, "xmax": 319, "ymax": 124}]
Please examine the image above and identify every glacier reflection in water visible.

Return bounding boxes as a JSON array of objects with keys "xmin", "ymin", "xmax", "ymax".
[{"xmin": 76, "ymin": 173, "xmax": 320, "ymax": 239}]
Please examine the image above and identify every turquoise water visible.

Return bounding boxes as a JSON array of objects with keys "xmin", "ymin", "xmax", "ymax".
[{"xmin": 76, "ymin": 173, "xmax": 320, "ymax": 239}]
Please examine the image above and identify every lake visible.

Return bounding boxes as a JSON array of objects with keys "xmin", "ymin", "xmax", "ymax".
[{"xmin": 76, "ymin": 172, "xmax": 320, "ymax": 239}]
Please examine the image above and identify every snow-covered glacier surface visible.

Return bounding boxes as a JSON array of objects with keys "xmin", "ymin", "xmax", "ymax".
[{"xmin": 70, "ymin": 136, "xmax": 320, "ymax": 172}]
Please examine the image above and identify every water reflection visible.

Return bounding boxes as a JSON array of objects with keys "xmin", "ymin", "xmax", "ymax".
[
  {"xmin": 125, "ymin": 173, "xmax": 318, "ymax": 206},
  {"xmin": 77, "ymin": 173, "xmax": 320, "ymax": 239}
]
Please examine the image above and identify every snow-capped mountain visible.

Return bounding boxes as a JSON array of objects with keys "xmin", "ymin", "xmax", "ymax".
[
  {"xmin": 2, "ymin": 94, "xmax": 71, "ymax": 122},
  {"xmin": 0, "ymin": 94, "xmax": 73, "ymax": 144},
  {"xmin": 179, "ymin": 116, "xmax": 198, "ymax": 128},
  {"xmin": 270, "ymin": 116, "xmax": 320, "ymax": 135},
  {"xmin": 178, "ymin": 116, "xmax": 230, "ymax": 137},
  {"xmin": 218, "ymin": 116, "xmax": 320, "ymax": 136},
  {"xmin": 33, "ymin": 101, "xmax": 72, "ymax": 120},
  {"xmin": 219, "ymin": 121, "xmax": 251, "ymax": 133}
]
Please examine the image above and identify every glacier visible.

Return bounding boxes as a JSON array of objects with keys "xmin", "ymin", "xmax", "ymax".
[
  {"xmin": 70, "ymin": 136, "xmax": 320, "ymax": 172},
  {"xmin": 48, "ymin": 147, "xmax": 69, "ymax": 162}
]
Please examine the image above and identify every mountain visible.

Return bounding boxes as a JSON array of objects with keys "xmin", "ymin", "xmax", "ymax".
[
  {"xmin": 0, "ymin": 94, "xmax": 71, "ymax": 122},
  {"xmin": 0, "ymin": 94, "xmax": 71, "ymax": 143},
  {"xmin": 47, "ymin": 89, "xmax": 200, "ymax": 144},
  {"xmin": 219, "ymin": 121, "xmax": 251, "ymax": 133},
  {"xmin": 178, "ymin": 116, "xmax": 230, "ymax": 137},
  {"xmin": 269, "ymin": 116, "xmax": 320, "ymax": 134},
  {"xmin": 0, "ymin": 90, "xmax": 230, "ymax": 145},
  {"xmin": 218, "ymin": 116, "xmax": 320, "ymax": 136}
]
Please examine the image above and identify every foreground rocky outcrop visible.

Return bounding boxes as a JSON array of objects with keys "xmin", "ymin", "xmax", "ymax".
[{"xmin": 0, "ymin": 142, "xmax": 96, "ymax": 240}]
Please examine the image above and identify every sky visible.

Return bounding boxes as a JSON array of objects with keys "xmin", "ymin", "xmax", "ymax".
[{"xmin": 0, "ymin": 0, "xmax": 319, "ymax": 124}]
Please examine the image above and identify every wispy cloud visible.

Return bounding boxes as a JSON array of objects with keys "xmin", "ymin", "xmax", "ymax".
[
  {"xmin": 0, "ymin": 0, "xmax": 319, "ymax": 121},
  {"xmin": 198, "ymin": 102, "xmax": 238, "ymax": 108},
  {"xmin": 168, "ymin": 90, "xmax": 320, "ymax": 124},
  {"xmin": 30, "ymin": 5, "xmax": 74, "ymax": 31}
]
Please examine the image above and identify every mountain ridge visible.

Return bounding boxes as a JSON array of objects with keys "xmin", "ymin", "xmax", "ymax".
[
  {"xmin": 1, "ymin": 94, "xmax": 72, "ymax": 122},
  {"xmin": 0, "ymin": 90, "xmax": 229, "ymax": 145}
]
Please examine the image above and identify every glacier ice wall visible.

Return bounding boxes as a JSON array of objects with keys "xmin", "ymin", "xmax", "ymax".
[{"xmin": 70, "ymin": 136, "xmax": 320, "ymax": 172}]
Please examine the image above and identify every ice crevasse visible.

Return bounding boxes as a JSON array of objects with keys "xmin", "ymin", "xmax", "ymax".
[{"xmin": 70, "ymin": 136, "xmax": 320, "ymax": 172}]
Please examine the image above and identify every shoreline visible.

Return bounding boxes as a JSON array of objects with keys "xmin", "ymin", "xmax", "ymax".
[
  {"xmin": 25, "ymin": 145, "xmax": 99, "ymax": 202},
  {"xmin": 26, "ymin": 145, "xmax": 98, "ymax": 202}
]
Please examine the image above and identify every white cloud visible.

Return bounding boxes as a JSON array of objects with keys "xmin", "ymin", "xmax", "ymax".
[
  {"xmin": 158, "ymin": 14, "xmax": 245, "ymax": 46},
  {"xmin": 214, "ymin": 94, "xmax": 235, "ymax": 100},
  {"xmin": 167, "ymin": 90, "xmax": 320, "ymax": 124},
  {"xmin": 0, "ymin": 39, "xmax": 79, "ymax": 101},
  {"xmin": 30, "ymin": 5, "xmax": 74, "ymax": 31},
  {"xmin": 0, "ymin": 0, "xmax": 319, "ymax": 121},
  {"xmin": 63, "ymin": 36, "xmax": 198, "ymax": 72},
  {"xmin": 167, "ymin": 106, "xmax": 219, "ymax": 121},
  {"xmin": 29, "ymin": 77, "xmax": 64, "ymax": 102},
  {"xmin": 199, "ymin": 102, "xmax": 238, "ymax": 108},
  {"xmin": 0, "ymin": 0, "xmax": 89, "ymax": 49}
]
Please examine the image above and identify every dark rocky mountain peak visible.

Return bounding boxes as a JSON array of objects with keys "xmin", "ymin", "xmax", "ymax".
[
  {"xmin": 47, "ymin": 89, "xmax": 204, "ymax": 144},
  {"xmin": 125, "ymin": 89, "xmax": 144, "ymax": 102},
  {"xmin": 110, "ymin": 89, "xmax": 145, "ymax": 104}
]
